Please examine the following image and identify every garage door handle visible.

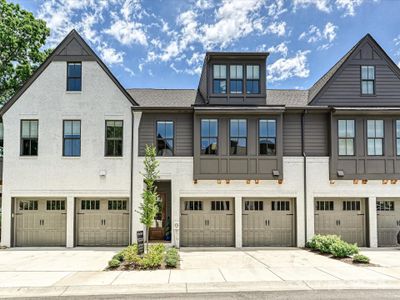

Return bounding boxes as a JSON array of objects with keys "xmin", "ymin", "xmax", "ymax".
[
  {"xmin": 357, "ymin": 214, "xmax": 364, "ymax": 216},
  {"xmin": 286, "ymin": 213, "xmax": 294, "ymax": 216}
]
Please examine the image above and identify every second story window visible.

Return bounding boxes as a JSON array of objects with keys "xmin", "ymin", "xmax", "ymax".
[
  {"xmin": 213, "ymin": 65, "xmax": 226, "ymax": 94},
  {"xmin": 246, "ymin": 65, "xmax": 260, "ymax": 94},
  {"xmin": 21, "ymin": 120, "xmax": 38, "ymax": 156},
  {"xmin": 63, "ymin": 120, "xmax": 81, "ymax": 157},
  {"xmin": 105, "ymin": 120, "xmax": 123, "ymax": 157},
  {"xmin": 338, "ymin": 120, "xmax": 355, "ymax": 156},
  {"xmin": 259, "ymin": 119, "xmax": 276, "ymax": 155},
  {"xmin": 67, "ymin": 62, "xmax": 82, "ymax": 91},
  {"xmin": 201, "ymin": 119, "xmax": 218, "ymax": 155},
  {"xmin": 230, "ymin": 119, "xmax": 247, "ymax": 155},
  {"xmin": 367, "ymin": 120, "xmax": 384, "ymax": 156},
  {"xmin": 156, "ymin": 121, "xmax": 174, "ymax": 156},
  {"xmin": 397, "ymin": 120, "xmax": 400, "ymax": 156},
  {"xmin": 361, "ymin": 65, "xmax": 375, "ymax": 95},
  {"xmin": 230, "ymin": 65, "xmax": 243, "ymax": 94}
]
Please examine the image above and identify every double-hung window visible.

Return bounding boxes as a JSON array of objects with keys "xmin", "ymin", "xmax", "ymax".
[
  {"xmin": 230, "ymin": 65, "xmax": 243, "ymax": 94},
  {"xmin": 63, "ymin": 120, "xmax": 81, "ymax": 157},
  {"xmin": 338, "ymin": 120, "xmax": 355, "ymax": 156},
  {"xmin": 361, "ymin": 66, "xmax": 375, "ymax": 95},
  {"xmin": 230, "ymin": 119, "xmax": 247, "ymax": 155},
  {"xmin": 213, "ymin": 65, "xmax": 226, "ymax": 94},
  {"xmin": 21, "ymin": 120, "xmax": 38, "ymax": 156},
  {"xmin": 259, "ymin": 119, "xmax": 276, "ymax": 155},
  {"xmin": 397, "ymin": 120, "xmax": 400, "ymax": 156},
  {"xmin": 367, "ymin": 120, "xmax": 384, "ymax": 156},
  {"xmin": 105, "ymin": 120, "xmax": 123, "ymax": 157},
  {"xmin": 246, "ymin": 65, "xmax": 260, "ymax": 94},
  {"xmin": 156, "ymin": 121, "xmax": 174, "ymax": 156},
  {"xmin": 67, "ymin": 62, "xmax": 82, "ymax": 91},
  {"xmin": 201, "ymin": 119, "xmax": 218, "ymax": 155}
]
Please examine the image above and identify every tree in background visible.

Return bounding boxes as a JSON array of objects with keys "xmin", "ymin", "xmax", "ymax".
[
  {"xmin": 138, "ymin": 145, "xmax": 160, "ymax": 252},
  {"xmin": 0, "ymin": 0, "xmax": 51, "ymax": 105}
]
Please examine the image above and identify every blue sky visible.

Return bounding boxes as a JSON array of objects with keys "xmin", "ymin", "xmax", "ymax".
[{"xmin": 12, "ymin": 0, "xmax": 400, "ymax": 90}]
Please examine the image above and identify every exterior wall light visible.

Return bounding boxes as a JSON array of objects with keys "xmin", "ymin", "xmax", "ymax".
[
  {"xmin": 330, "ymin": 180, "xmax": 335, "ymax": 184},
  {"xmin": 353, "ymin": 179, "xmax": 359, "ymax": 184},
  {"xmin": 225, "ymin": 180, "xmax": 230, "ymax": 184},
  {"xmin": 246, "ymin": 180, "xmax": 251, "ymax": 184},
  {"xmin": 272, "ymin": 170, "xmax": 280, "ymax": 177},
  {"xmin": 391, "ymin": 179, "xmax": 398, "ymax": 184},
  {"xmin": 278, "ymin": 179, "xmax": 283, "ymax": 184},
  {"xmin": 362, "ymin": 179, "xmax": 368, "ymax": 184},
  {"xmin": 382, "ymin": 179, "xmax": 388, "ymax": 184},
  {"xmin": 255, "ymin": 179, "xmax": 260, "ymax": 184},
  {"xmin": 337, "ymin": 170, "xmax": 344, "ymax": 177},
  {"xmin": 193, "ymin": 179, "xmax": 198, "ymax": 184}
]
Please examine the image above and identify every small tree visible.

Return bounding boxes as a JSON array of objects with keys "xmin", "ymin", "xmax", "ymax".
[{"xmin": 138, "ymin": 145, "xmax": 160, "ymax": 252}]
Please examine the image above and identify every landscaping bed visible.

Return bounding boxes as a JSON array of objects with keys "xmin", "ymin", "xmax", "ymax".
[{"xmin": 107, "ymin": 243, "xmax": 180, "ymax": 271}]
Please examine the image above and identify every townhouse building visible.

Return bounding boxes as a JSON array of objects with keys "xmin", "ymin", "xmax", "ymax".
[{"xmin": 1, "ymin": 30, "xmax": 400, "ymax": 249}]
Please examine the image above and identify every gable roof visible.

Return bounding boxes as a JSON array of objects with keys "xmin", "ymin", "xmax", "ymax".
[{"xmin": 0, "ymin": 30, "xmax": 137, "ymax": 116}]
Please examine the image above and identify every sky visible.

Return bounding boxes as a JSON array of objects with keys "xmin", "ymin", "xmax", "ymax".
[{"xmin": 11, "ymin": 0, "xmax": 400, "ymax": 90}]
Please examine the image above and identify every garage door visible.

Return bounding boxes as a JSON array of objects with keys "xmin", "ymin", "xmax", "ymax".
[
  {"xmin": 76, "ymin": 199, "xmax": 129, "ymax": 246},
  {"xmin": 15, "ymin": 199, "xmax": 66, "ymax": 247},
  {"xmin": 314, "ymin": 198, "xmax": 366, "ymax": 246},
  {"xmin": 180, "ymin": 198, "xmax": 234, "ymax": 247},
  {"xmin": 242, "ymin": 198, "xmax": 295, "ymax": 247},
  {"xmin": 377, "ymin": 199, "xmax": 400, "ymax": 247}
]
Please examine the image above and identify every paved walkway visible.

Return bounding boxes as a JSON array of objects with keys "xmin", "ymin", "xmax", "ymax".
[{"xmin": 0, "ymin": 248, "xmax": 400, "ymax": 297}]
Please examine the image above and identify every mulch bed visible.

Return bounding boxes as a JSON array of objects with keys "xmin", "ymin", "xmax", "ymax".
[
  {"xmin": 107, "ymin": 261, "xmax": 180, "ymax": 271},
  {"xmin": 304, "ymin": 248, "xmax": 379, "ymax": 267}
]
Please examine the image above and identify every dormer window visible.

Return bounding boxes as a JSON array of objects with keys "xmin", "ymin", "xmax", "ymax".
[
  {"xmin": 361, "ymin": 66, "xmax": 375, "ymax": 95},
  {"xmin": 213, "ymin": 65, "xmax": 226, "ymax": 94},
  {"xmin": 67, "ymin": 62, "xmax": 82, "ymax": 91},
  {"xmin": 246, "ymin": 65, "xmax": 260, "ymax": 94},
  {"xmin": 230, "ymin": 65, "xmax": 243, "ymax": 94}
]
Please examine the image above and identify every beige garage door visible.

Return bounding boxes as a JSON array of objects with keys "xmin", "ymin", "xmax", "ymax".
[
  {"xmin": 242, "ymin": 198, "xmax": 295, "ymax": 247},
  {"xmin": 314, "ymin": 198, "xmax": 366, "ymax": 246},
  {"xmin": 15, "ymin": 199, "xmax": 66, "ymax": 247},
  {"xmin": 377, "ymin": 199, "xmax": 400, "ymax": 247},
  {"xmin": 180, "ymin": 198, "xmax": 235, "ymax": 247},
  {"xmin": 76, "ymin": 199, "xmax": 129, "ymax": 246}
]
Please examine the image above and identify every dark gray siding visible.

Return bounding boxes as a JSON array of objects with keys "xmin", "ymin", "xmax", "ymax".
[
  {"xmin": 283, "ymin": 113, "xmax": 302, "ymax": 156},
  {"xmin": 139, "ymin": 113, "xmax": 193, "ymax": 156},
  {"xmin": 304, "ymin": 113, "xmax": 329, "ymax": 156}
]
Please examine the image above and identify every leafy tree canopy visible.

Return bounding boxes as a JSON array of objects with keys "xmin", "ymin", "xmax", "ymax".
[{"xmin": 0, "ymin": 0, "xmax": 51, "ymax": 105}]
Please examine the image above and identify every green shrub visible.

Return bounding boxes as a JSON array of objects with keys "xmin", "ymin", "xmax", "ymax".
[
  {"xmin": 353, "ymin": 254, "xmax": 370, "ymax": 264},
  {"xmin": 329, "ymin": 240, "xmax": 359, "ymax": 258},
  {"xmin": 165, "ymin": 248, "xmax": 180, "ymax": 268},
  {"xmin": 122, "ymin": 244, "xmax": 141, "ymax": 264},
  {"xmin": 108, "ymin": 258, "xmax": 121, "ymax": 268},
  {"xmin": 113, "ymin": 251, "xmax": 124, "ymax": 262},
  {"xmin": 308, "ymin": 235, "xmax": 342, "ymax": 253},
  {"xmin": 138, "ymin": 244, "xmax": 166, "ymax": 269}
]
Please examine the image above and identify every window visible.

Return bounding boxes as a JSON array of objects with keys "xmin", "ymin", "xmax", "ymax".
[
  {"xmin": 367, "ymin": 120, "xmax": 384, "ymax": 156},
  {"xmin": 19, "ymin": 200, "xmax": 38, "ymax": 211},
  {"xmin": 81, "ymin": 200, "xmax": 100, "ymax": 210},
  {"xmin": 338, "ymin": 120, "xmax": 355, "ymax": 156},
  {"xmin": 377, "ymin": 201, "xmax": 394, "ymax": 211},
  {"xmin": 201, "ymin": 119, "xmax": 218, "ymax": 155},
  {"xmin": 361, "ymin": 66, "xmax": 375, "ymax": 95},
  {"xmin": 342, "ymin": 201, "xmax": 361, "ymax": 211},
  {"xmin": 230, "ymin": 65, "xmax": 243, "ymax": 94},
  {"xmin": 156, "ymin": 121, "xmax": 174, "ymax": 156},
  {"xmin": 108, "ymin": 200, "xmax": 127, "ymax": 210},
  {"xmin": 46, "ymin": 200, "xmax": 65, "ymax": 211},
  {"xmin": 244, "ymin": 201, "xmax": 264, "ymax": 211},
  {"xmin": 316, "ymin": 201, "xmax": 334, "ymax": 211},
  {"xmin": 67, "ymin": 62, "xmax": 82, "ymax": 91},
  {"xmin": 211, "ymin": 200, "xmax": 230, "ymax": 211},
  {"xmin": 272, "ymin": 201, "xmax": 290, "ymax": 211},
  {"xmin": 105, "ymin": 120, "xmax": 123, "ymax": 157},
  {"xmin": 246, "ymin": 65, "xmax": 260, "ymax": 94},
  {"xmin": 230, "ymin": 119, "xmax": 247, "ymax": 155},
  {"xmin": 184, "ymin": 201, "xmax": 203, "ymax": 211},
  {"xmin": 213, "ymin": 65, "xmax": 226, "ymax": 94},
  {"xmin": 396, "ymin": 120, "xmax": 400, "ymax": 156},
  {"xmin": 259, "ymin": 119, "xmax": 276, "ymax": 155},
  {"xmin": 21, "ymin": 120, "xmax": 38, "ymax": 156},
  {"xmin": 63, "ymin": 120, "xmax": 81, "ymax": 157}
]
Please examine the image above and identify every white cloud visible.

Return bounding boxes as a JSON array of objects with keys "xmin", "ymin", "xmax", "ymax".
[
  {"xmin": 98, "ymin": 45, "xmax": 124, "ymax": 64},
  {"xmin": 267, "ymin": 42, "xmax": 289, "ymax": 57},
  {"xmin": 293, "ymin": 0, "xmax": 332, "ymax": 13},
  {"xmin": 195, "ymin": 0, "xmax": 214, "ymax": 9},
  {"xmin": 267, "ymin": 0, "xmax": 287, "ymax": 19},
  {"xmin": 104, "ymin": 20, "xmax": 147, "ymax": 46},
  {"xmin": 299, "ymin": 22, "xmax": 338, "ymax": 50},
  {"xmin": 395, "ymin": 35, "xmax": 400, "ymax": 46},
  {"xmin": 293, "ymin": 0, "xmax": 366, "ymax": 16},
  {"xmin": 335, "ymin": 0, "xmax": 364, "ymax": 16},
  {"xmin": 267, "ymin": 50, "xmax": 311, "ymax": 82},
  {"xmin": 266, "ymin": 21, "xmax": 286, "ymax": 36}
]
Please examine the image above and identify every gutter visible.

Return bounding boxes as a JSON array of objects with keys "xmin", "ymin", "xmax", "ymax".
[
  {"xmin": 129, "ymin": 111, "xmax": 134, "ymax": 245},
  {"xmin": 301, "ymin": 109, "xmax": 308, "ymax": 244}
]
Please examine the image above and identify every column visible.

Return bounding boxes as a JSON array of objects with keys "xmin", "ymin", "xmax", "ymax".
[
  {"xmin": 0, "ymin": 194, "xmax": 12, "ymax": 247},
  {"xmin": 368, "ymin": 196, "xmax": 378, "ymax": 248},
  {"xmin": 235, "ymin": 196, "xmax": 242, "ymax": 248},
  {"xmin": 66, "ymin": 196, "xmax": 75, "ymax": 248}
]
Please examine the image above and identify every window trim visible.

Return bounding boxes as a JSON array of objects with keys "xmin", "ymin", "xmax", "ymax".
[
  {"xmin": 212, "ymin": 64, "xmax": 227, "ymax": 94},
  {"xmin": 200, "ymin": 119, "xmax": 218, "ymax": 155},
  {"xmin": 360, "ymin": 65, "xmax": 375, "ymax": 96},
  {"xmin": 229, "ymin": 64, "xmax": 244, "ymax": 94},
  {"xmin": 229, "ymin": 118, "xmax": 248, "ymax": 156},
  {"xmin": 104, "ymin": 120, "xmax": 124, "ymax": 157},
  {"xmin": 20, "ymin": 119, "xmax": 39, "ymax": 156},
  {"xmin": 66, "ymin": 62, "xmax": 82, "ymax": 92},
  {"xmin": 337, "ymin": 119, "xmax": 355, "ymax": 156},
  {"xmin": 396, "ymin": 120, "xmax": 400, "ymax": 156},
  {"xmin": 258, "ymin": 118, "xmax": 277, "ymax": 156},
  {"xmin": 366, "ymin": 119, "xmax": 384, "ymax": 156},
  {"xmin": 155, "ymin": 120, "xmax": 175, "ymax": 156},
  {"xmin": 245, "ymin": 64, "xmax": 261, "ymax": 95},
  {"xmin": 63, "ymin": 120, "xmax": 81, "ymax": 157}
]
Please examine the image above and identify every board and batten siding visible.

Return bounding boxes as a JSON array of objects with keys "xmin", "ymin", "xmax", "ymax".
[
  {"xmin": 138, "ymin": 112, "xmax": 193, "ymax": 156},
  {"xmin": 283, "ymin": 113, "xmax": 302, "ymax": 156}
]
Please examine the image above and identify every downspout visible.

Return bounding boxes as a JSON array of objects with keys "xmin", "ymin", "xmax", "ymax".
[
  {"xmin": 129, "ymin": 110, "xmax": 134, "ymax": 245},
  {"xmin": 301, "ymin": 109, "xmax": 307, "ymax": 244}
]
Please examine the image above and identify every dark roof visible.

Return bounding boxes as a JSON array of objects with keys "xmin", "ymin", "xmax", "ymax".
[
  {"xmin": 206, "ymin": 52, "xmax": 269, "ymax": 60},
  {"xmin": 127, "ymin": 89, "xmax": 199, "ymax": 107},
  {"xmin": 267, "ymin": 89, "xmax": 309, "ymax": 107}
]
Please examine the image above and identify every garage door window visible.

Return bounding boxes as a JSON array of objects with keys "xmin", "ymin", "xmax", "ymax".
[
  {"xmin": 343, "ymin": 201, "xmax": 361, "ymax": 211},
  {"xmin": 377, "ymin": 201, "xmax": 394, "ymax": 211},
  {"xmin": 211, "ymin": 201, "xmax": 230, "ymax": 211},
  {"xmin": 272, "ymin": 201, "xmax": 290, "ymax": 211},
  {"xmin": 316, "ymin": 201, "xmax": 334, "ymax": 211},
  {"xmin": 46, "ymin": 200, "xmax": 65, "ymax": 210},
  {"xmin": 81, "ymin": 200, "xmax": 100, "ymax": 210},
  {"xmin": 184, "ymin": 201, "xmax": 203, "ymax": 211},
  {"xmin": 108, "ymin": 200, "xmax": 127, "ymax": 210},
  {"xmin": 244, "ymin": 201, "xmax": 263, "ymax": 211},
  {"xmin": 19, "ymin": 200, "xmax": 38, "ymax": 210}
]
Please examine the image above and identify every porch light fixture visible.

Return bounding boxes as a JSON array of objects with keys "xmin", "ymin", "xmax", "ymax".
[
  {"xmin": 278, "ymin": 179, "xmax": 283, "ymax": 184},
  {"xmin": 217, "ymin": 180, "xmax": 221, "ymax": 184},
  {"xmin": 255, "ymin": 179, "xmax": 260, "ymax": 184},
  {"xmin": 99, "ymin": 170, "xmax": 107, "ymax": 177},
  {"xmin": 337, "ymin": 170, "xmax": 344, "ymax": 177},
  {"xmin": 330, "ymin": 180, "xmax": 335, "ymax": 184},
  {"xmin": 226, "ymin": 180, "xmax": 230, "ymax": 184},
  {"xmin": 382, "ymin": 179, "xmax": 388, "ymax": 184},
  {"xmin": 246, "ymin": 180, "xmax": 251, "ymax": 184},
  {"xmin": 193, "ymin": 180, "xmax": 198, "ymax": 184},
  {"xmin": 362, "ymin": 179, "xmax": 368, "ymax": 184},
  {"xmin": 391, "ymin": 179, "xmax": 398, "ymax": 184},
  {"xmin": 272, "ymin": 169, "xmax": 280, "ymax": 177},
  {"xmin": 353, "ymin": 179, "xmax": 359, "ymax": 184}
]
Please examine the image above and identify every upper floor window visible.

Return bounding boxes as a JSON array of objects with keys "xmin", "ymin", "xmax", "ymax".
[
  {"xmin": 367, "ymin": 120, "xmax": 384, "ymax": 156},
  {"xmin": 156, "ymin": 121, "xmax": 174, "ymax": 156},
  {"xmin": 229, "ymin": 65, "xmax": 243, "ymax": 94},
  {"xmin": 361, "ymin": 65, "xmax": 375, "ymax": 95},
  {"xmin": 105, "ymin": 120, "xmax": 123, "ymax": 157},
  {"xmin": 67, "ymin": 62, "xmax": 82, "ymax": 91},
  {"xmin": 338, "ymin": 120, "xmax": 355, "ymax": 156},
  {"xmin": 21, "ymin": 120, "xmax": 38, "ymax": 156},
  {"xmin": 230, "ymin": 119, "xmax": 247, "ymax": 155},
  {"xmin": 213, "ymin": 65, "xmax": 226, "ymax": 94},
  {"xmin": 63, "ymin": 120, "xmax": 81, "ymax": 157},
  {"xmin": 201, "ymin": 119, "xmax": 218, "ymax": 155},
  {"xmin": 246, "ymin": 65, "xmax": 260, "ymax": 94},
  {"xmin": 259, "ymin": 119, "xmax": 276, "ymax": 155},
  {"xmin": 397, "ymin": 120, "xmax": 400, "ymax": 156}
]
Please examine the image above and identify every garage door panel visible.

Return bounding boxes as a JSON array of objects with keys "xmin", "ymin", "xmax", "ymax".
[{"xmin": 377, "ymin": 199, "xmax": 400, "ymax": 246}]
